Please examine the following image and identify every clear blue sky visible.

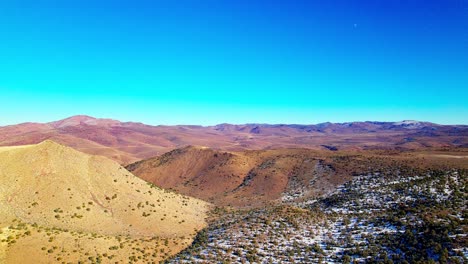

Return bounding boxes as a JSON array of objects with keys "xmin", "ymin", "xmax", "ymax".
[{"xmin": 0, "ymin": 0, "xmax": 467, "ymax": 125}]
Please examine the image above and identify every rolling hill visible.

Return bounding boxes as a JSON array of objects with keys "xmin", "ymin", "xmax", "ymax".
[
  {"xmin": 126, "ymin": 146, "xmax": 350, "ymax": 207},
  {"xmin": 0, "ymin": 140, "xmax": 209, "ymax": 263},
  {"xmin": 127, "ymin": 146, "xmax": 468, "ymax": 208}
]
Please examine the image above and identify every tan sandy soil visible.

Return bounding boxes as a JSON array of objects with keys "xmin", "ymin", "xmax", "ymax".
[{"xmin": 0, "ymin": 141, "xmax": 209, "ymax": 263}]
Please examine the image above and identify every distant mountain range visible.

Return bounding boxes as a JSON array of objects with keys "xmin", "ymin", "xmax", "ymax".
[{"xmin": 1, "ymin": 115, "xmax": 467, "ymax": 164}]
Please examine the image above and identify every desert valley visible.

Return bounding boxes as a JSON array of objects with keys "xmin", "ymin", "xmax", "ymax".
[
  {"xmin": 2, "ymin": 1, "xmax": 467, "ymax": 263},
  {"xmin": 0, "ymin": 116, "xmax": 466, "ymax": 263}
]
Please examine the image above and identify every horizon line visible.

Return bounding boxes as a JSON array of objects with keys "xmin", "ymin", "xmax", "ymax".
[{"xmin": 1, "ymin": 114, "xmax": 467, "ymax": 127}]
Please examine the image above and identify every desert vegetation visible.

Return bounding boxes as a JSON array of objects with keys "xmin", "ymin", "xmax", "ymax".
[
  {"xmin": 167, "ymin": 167, "xmax": 467, "ymax": 263},
  {"xmin": 1, "ymin": 139, "xmax": 466, "ymax": 263},
  {"xmin": 0, "ymin": 141, "xmax": 208, "ymax": 263}
]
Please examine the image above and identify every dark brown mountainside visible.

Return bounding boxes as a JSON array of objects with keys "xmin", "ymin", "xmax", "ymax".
[
  {"xmin": 127, "ymin": 146, "xmax": 468, "ymax": 207},
  {"xmin": 126, "ymin": 147, "xmax": 344, "ymax": 207}
]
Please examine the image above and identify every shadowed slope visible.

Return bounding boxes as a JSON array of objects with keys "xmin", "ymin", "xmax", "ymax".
[
  {"xmin": 127, "ymin": 147, "xmax": 348, "ymax": 207},
  {"xmin": 128, "ymin": 146, "xmax": 468, "ymax": 208}
]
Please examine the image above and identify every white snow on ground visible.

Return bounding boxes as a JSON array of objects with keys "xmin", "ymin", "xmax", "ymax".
[{"xmin": 169, "ymin": 170, "xmax": 466, "ymax": 263}]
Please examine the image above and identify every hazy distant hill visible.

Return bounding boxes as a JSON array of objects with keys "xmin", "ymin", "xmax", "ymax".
[{"xmin": 0, "ymin": 115, "xmax": 467, "ymax": 164}]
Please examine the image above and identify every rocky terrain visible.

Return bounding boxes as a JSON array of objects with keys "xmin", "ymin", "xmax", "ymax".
[
  {"xmin": 128, "ymin": 146, "xmax": 468, "ymax": 208},
  {"xmin": 167, "ymin": 167, "xmax": 467, "ymax": 263}
]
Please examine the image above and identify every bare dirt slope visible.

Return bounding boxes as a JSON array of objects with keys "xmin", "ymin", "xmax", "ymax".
[
  {"xmin": 127, "ymin": 147, "xmax": 350, "ymax": 207},
  {"xmin": 127, "ymin": 146, "xmax": 468, "ymax": 208},
  {"xmin": 1, "ymin": 116, "xmax": 467, "ymax": 164},
  {"xmin": 0, "ymin": 141, "xmax": 209, "ymax": 263}
]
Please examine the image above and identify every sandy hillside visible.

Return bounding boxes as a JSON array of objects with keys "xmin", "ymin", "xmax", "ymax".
[{"xmin": 0, "ymin": 140, "xmax": 209, "ymax": 263}]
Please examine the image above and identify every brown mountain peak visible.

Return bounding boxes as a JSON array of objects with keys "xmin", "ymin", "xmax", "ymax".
[{"xmin": 49, "ymin": 115, "xmax": 120, "ymax": 128}]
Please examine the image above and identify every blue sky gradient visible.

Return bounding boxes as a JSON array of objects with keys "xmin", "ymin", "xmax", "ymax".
[{"xmin": 0, "ymin": 0, "xmax": 467, "ymax": 125}]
